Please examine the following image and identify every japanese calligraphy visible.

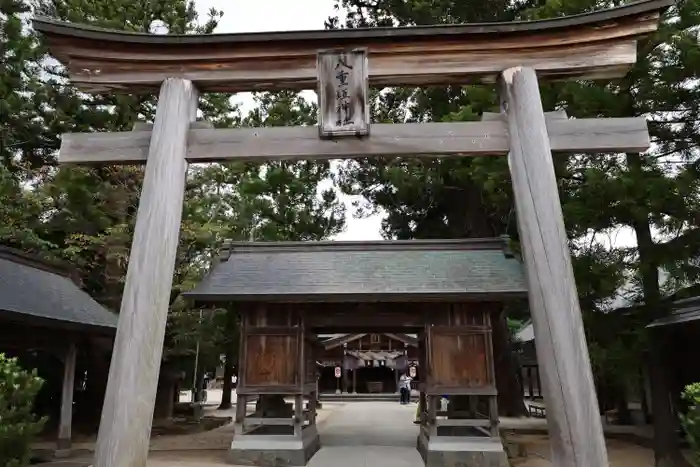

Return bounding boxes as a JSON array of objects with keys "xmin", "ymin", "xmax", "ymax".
[{"xmin": 335, "ymin": 53, "xmax": 354, "ymax": 127}]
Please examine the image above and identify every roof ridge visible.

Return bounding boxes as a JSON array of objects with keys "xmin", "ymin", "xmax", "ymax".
[
  {"xmin": 219, "ymin": 237, "xmax": 510, "ymax": 259},
  {"xmin": 673, "ymin": 296, "xmax": 700, "ymax": 309},
  {"xmin": 0, "ymin": 246, "xmax": 78, "ymax": 282},
  {"xmin": 33, "ymin": 1, "xmax": 671, "ymax": 44}
]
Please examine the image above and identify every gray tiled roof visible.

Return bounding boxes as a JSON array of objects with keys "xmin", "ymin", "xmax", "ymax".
[
  {"xmin": 0, "ymin": 247, "xmax": 117, "ymax": 332},
  {"xmin": 186, "ymin": 238, "xmax": 527, "ymax": 302},
  {"xmin": 647, "ymin": 296, "xmax": 700, "ymax": 328}
]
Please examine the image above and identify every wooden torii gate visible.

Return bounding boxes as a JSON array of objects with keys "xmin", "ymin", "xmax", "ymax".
[{"xmin": 34, "ymin": 1, "xmax": 669, "ymax": 466}]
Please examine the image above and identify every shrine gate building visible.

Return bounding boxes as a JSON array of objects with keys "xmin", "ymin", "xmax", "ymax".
[
  {"xmin": 186, "ymin": 237, "xmax": 527, "ymax": 466},
  {"xmin": 316, "ymin": 332, "xmax": 420, "ymax": 396}
]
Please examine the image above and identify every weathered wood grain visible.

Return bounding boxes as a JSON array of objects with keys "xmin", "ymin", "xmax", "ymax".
[
  {"xmin": 132, "ymin": 120, "xmax": 213, "ymax": 132},
  {"xmin": 93, "ymin": 78, "xmax": 197, "ymax": 467},
  {"xmin": 500, "ymin": 66, "xmax": 608, "ymax": 467},
  {"xmin": 45, "ymin": 42, "xmax": 639, "ymax": 93},
  {"xmin": 33, "ymin": 1, "xmax": 669, "ymax": 93},
  {"xmin": 430, "ymin": 303, "xmax": 485, "ymax": 326},
  {"xmin": 305, "ymin": 341, "xmax": 316, "ymax": 384},
  {"xmin": 59, "ymin": 117, "xmax": 650, "ymax": 164},
  {"xmin": 57, "ymin": 342, "xmax": 77, "ymax": 450},
  {"xmin": 430, "ymin": 332, "xmax": 489, "ymax": 388},
  {"xmin": 244, "ymin": 335, "xmax": 299, "ymax": 386},
  {"xmin": 481, "ymin": 110, "xmax": 568, "ymax": 121},
  {"xmin": 294, "ymin": 395, "xmax": 303, "ymax": 437}
]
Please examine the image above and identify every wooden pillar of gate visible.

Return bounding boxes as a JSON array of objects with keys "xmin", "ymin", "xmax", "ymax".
[
  {"xmin": 500, "ymin": 66, "xmax": 608, "ymax": 467},
  {"xmin": 231, "ymin": 305, "xmax": 320, "ymax": 466},
  {"xmin": 93, "ymin": 78, "xmax": 197, "ymax": 467}
]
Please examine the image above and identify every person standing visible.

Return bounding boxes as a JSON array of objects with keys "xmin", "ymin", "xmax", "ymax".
[
  {"xmin": 404, "ymin": 374, "xmax": 413, "ymax": 403},
  {"xmin": 399, "ymin": 373, "xmax": 408, "ymax": 404},
  {"xmin": 201, "ymin": 372, "xmax": 210, "ymax": 403},
  {"xmin": 399, "ymin": 373, "xmax": 412, "ymax": 404}
]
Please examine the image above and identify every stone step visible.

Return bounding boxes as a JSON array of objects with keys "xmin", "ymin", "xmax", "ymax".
[{"xmin": 319, "ymin": 393, "xmax": 418, "ymax": 402}]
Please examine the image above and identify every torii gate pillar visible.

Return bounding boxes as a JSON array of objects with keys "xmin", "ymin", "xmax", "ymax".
[
  {"xmin": 501, "ymin": 66, "xmax": 607, "ymax": 467},
  {"xmin": 94, "ymin": 78, "xmax": 197, "ymax": 467}
]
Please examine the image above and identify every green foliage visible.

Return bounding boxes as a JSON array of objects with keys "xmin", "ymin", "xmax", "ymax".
[
  {"xmin": 681, "ymin": 382, "xmax": 700, "ymax": 465},
  {"xmin": 329, "ymin": 0, "xmax": 533, "ymax": 243},
  {"xmin": 0, "ymin": 0, "xmax": 236, "ymax": 311},
  {"xmin": 0, "ymin": 0, "xmax": 55, "ymax": 172},
  {"xmin": 506, "ymin": 318, "xmax": 525, "ymax": 337},
  {"xmin": 27, "ymin": 0, "xmax": 236, "ymax": 312},
  {"xmin": 0, "ymin": 354, "xmax": 46, "ymax": 467}
]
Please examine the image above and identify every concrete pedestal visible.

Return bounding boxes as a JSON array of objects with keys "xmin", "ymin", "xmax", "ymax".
[
  {"xmin": 228, "ymin": 425, "xmax": 321, "ymax": 466},
  {"xmin": 417, "ymin": 432, "xmax": 509, "ymax": 467}
]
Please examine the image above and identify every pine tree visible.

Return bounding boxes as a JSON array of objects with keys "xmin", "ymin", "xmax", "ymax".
[
  {"xmin": 16, "ymin": 0, "xmax": 235, "ymax": 311},
  {"xmin": 0, "ymin": 0, "xmax": 61, "ymax": 252}
]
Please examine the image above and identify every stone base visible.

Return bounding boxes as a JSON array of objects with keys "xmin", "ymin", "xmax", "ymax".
[
  {"xmin": 36, "ymin": 461, "xmax": 91, "ymax": 467},
  {"xmin": 53, "ymin": 448, "xmax": 73, "ymax": 459},
  {"xmin": 228, "ymin": 425, "xmax": 321, "ymax": 466},
  {"xmin": 320, "ymin": 392, "xmax": 417, "ymax": 403},
  {"xmin": 152, "ymin": 416, "xmax": 175, "ymax": 428},
  {"xmin": 56, "ymin": 438, "xmax": 72, "ymax": 451},
  {"xmin": 417, "ymin": 432, "xmax": 510, "ymax": 467}
]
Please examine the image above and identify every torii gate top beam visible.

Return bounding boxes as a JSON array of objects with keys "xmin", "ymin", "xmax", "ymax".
[{"xmin": 34, "ymin": 0, "xmax": 671, "ymax": 94}]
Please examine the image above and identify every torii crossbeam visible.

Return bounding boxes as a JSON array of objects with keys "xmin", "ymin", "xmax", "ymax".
[{"xmin": 34, "ymin": 1, "xmax": 671, "ymax": 467}]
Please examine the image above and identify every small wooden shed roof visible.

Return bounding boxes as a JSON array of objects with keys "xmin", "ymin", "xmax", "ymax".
[
  {"xmin": 185, "ymin": 238, "xmax": 527, "ymax": 303},
  {"xmin": 0, "ymin": 246, "xmax": 117, "ymax": 334}
]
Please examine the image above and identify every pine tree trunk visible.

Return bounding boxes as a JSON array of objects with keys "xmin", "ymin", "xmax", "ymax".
[
  {"xmin": 649, "ymin": 370, "xmax": 683, "ymax": 465},
  {"xmin": 627, "ymin": 152, "xmax": 690, "ymax": 467},
  {"xmin": 647, "ymin": 337, "xmax": 688, "ymax": 467},
  {"xmin": 615, "ymin": 388, "xmax": 632, "ymax": 425},
  {"xmin": 193, "ymin": 368, "xmax": 203, "ymax": 403},
  {"xmin": 219, "ymin": 309, "xmax": 238, "ymax": 410},
  {"xmin": 219, "ymin": 346, "xmax": 234, "ymax": 410},
  {"xmin": 84, "ymin": 342, "xmax": 110, "ymax": 431},
  {"xmin": 491, "ymin": 308, "xmax": 528, "ymax": 417}
]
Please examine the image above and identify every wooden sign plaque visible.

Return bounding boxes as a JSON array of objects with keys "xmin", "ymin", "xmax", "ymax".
[{"xmin": 317, "ymin": 48, "xmax": 370, "ymax": 138}]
